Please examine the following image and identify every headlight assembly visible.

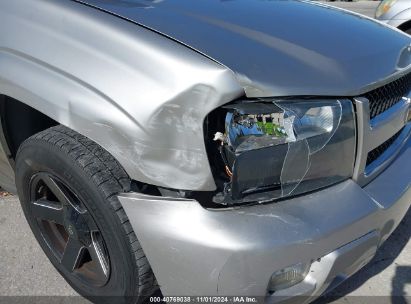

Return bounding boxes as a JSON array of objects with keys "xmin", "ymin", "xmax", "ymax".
[
  {"xmin": 212, "ymin": 99, "xmax": 356, "ymax": 205},
  {"xmin": 376, "ymin": 0, "xmax": 398, "ymax": 18}
]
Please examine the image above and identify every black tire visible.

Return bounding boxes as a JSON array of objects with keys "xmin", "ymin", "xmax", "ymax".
[{"xmin": 15, "ymin": 125, "xmax": 157, "ymax": 304}]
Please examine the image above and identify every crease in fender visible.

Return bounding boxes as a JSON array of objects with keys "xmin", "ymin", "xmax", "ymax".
[{"xmin": 0, "ymin": 47, "xmax": 149, "ymax": 135}]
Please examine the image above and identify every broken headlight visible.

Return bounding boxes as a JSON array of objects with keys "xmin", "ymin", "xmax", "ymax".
[{"xmin": 213, "ymin": 99, "xmax": 356, "ymax": 205}]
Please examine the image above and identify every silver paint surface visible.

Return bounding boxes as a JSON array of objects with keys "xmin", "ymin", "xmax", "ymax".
[
  {"xmin": 0, "ymin": 0, "xmax": 410, "ymax": 299},
  {"xmin": 119, "ymin": 137, "xmax": 411, "ymax": 297},
  {"xmin": 0, "ymin": 0, "xmax": 410, "ymax": 191},
  {"xmin": 0, "ymin": 0, "xmax": 244, "ymax": 191},
  {"xmin": 376, "ymin": 0, "xmax": 411, "ymax": 29},
  {"xmin": 75, "ymin": 0, "xmax": 411, "ymax": 97}
]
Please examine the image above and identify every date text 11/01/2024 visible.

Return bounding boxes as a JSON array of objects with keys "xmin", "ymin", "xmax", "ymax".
[{"xmin": 149, "ymin": 297, "xmax": 259, "ymax": 303}]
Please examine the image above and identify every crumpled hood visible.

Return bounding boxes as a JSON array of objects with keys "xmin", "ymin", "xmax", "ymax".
[{"xmin": 75, "ymin": 0, "xmax": 411, "ymax": 97}]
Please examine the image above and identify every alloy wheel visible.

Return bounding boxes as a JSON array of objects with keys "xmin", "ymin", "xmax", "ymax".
[{"xmin": 29, "ymin": 172, "xmax": 110, "ymax": 287}]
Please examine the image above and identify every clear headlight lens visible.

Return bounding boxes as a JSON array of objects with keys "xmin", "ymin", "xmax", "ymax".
[
  {"xmin": 376, "ymin": 0, "xmax": 398, "ymax": 18},
  {"xmin": 214, "ymin": 99, "xmax": 356, "ymax": 205}
]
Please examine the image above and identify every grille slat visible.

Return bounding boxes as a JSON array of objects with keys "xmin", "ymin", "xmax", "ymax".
[
  {"xmin": 366, "ymin": 129, "xmax": 403, "ymax": 166},
  {"xmin": 362, "ymin": 73, "xmax": 411, "ymax": 167},
  {"xmin": 363, "ymin": 73, "xmax": 411, "ymax": 120}
]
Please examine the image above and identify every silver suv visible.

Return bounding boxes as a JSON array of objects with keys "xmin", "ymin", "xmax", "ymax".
[
  {"xmin": 0, "ymin": 1, "xmax": 410, "ymax": 303},
  {"xmin": 376, "ymin": 0, "xmax": 411, "ymax": 33}
]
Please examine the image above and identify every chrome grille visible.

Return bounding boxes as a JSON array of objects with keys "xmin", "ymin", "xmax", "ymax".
[
  {"xmin": 353, "ymin": 86, "xmax": 411, "ymax": 186},
  {"xmin": 362, "ymin": 73, "xmax": 411, "ymax": 119}
]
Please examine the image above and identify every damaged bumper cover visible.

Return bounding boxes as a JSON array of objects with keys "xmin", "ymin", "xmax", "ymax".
[{"xmin": 119, "ymin": 138, "xmax": 411, "ymax": 300}]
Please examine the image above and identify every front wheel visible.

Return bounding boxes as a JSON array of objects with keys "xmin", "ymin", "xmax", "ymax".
[{"xmin": 15, "ymin": 125, "xmax": 157, "ymax": 303}]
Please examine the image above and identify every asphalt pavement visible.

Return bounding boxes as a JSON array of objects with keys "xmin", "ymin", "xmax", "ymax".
[
  {"xmin": 1, "ymin": 1, "xmax": 410, "ymax": 304},
  {"xmin": 0, "ymin": 196, "xmax": 86, "ymax": 300}
]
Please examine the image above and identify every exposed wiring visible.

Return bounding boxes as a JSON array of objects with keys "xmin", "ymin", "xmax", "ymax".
[
  {"xmin": 218, "ymin": 144, "xmax": 233, "ymax": 178},
  {"xmin": 225, "ymin": 165, "xmax": 233, "ymax": 178},
  {"xmin": 214, "ymin": 132, "xmax": 233, "ymax": 178}
]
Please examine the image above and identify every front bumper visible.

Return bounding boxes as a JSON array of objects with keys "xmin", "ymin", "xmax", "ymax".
[{"xmin": 119, "ymin": 139, "xmax": 411, "ymax": 301}]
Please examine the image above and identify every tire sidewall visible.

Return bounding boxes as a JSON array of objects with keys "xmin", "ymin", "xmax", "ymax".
[{"xmin": 16, "ymin": 138, "xmax": 138, "ymax": 302}]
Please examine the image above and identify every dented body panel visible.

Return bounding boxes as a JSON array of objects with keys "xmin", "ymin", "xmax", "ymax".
[
  {"xmin": 0, "ymin": 0, "xmax": 411, "ymax": 301},
  {"xmin": 0, "ymin": 0, "xmax": 410, "ymax": 192},
  {"xmin": 0, "ymin": 0, "xmax": 243, "ymax": 191}
]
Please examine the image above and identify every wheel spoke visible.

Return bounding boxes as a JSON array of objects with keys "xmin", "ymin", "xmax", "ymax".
[
  {"xmin": 41, "ymin": 174, "xmax": 72, "ymax": 206},
  {"xmin": 88, "ymin": 233, "xmax": 110, "ymax": 279},
  {"xmin": 30, "ymin": 171, "xmax": 110, "ymax": 286},
  {"xmin": 31, "ymin": 200, "xmax": 64, "ymax": 224},
  {"xmin": 85, "ymin": 214, "xmax": 99, "ymax": 232},
  {"xmin": 61, "ymin": 237, "xmax": 84, "ymax": 271}
]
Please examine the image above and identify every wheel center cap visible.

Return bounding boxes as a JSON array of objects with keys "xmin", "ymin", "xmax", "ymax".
[
  {"xmin": 63, "ymin": 206, "xmax": 91, "ymax": 245},
  {"xmin": 67, "ymin": 224, "xmax": 76, "ymax": 237}
]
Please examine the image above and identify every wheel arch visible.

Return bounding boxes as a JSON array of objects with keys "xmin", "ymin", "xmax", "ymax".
[
  {"xmin": 0, "ymin": 49, "xmax": 143, "ymax": 178},
  {"xmin": 398, "ymin": 19, "xmax": 411, "ymax": 33},
  {"xmin": 0, "ymin": 94, "xmax": 58, "ymax": 162}
]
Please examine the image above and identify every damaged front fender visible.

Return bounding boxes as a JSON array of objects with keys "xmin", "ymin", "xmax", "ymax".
[{"xmin": 0, "ymin": 0, "xmax": 244, "ymax": 191}]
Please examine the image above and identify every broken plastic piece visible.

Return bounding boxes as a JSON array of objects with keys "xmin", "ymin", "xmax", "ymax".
[
  {"xmin": 213, "ymin": 132, "xmax": 226, "ymax": 143},
  {"xmin": 214, "ymin": 99, "xmax": 356, "ymax": 204}
]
